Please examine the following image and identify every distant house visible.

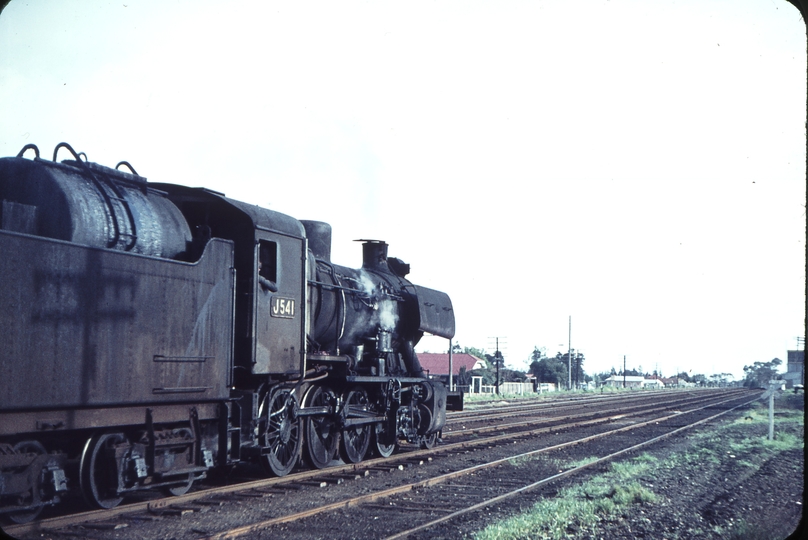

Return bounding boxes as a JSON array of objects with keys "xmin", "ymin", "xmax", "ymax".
[
  {"xmin": 416, "ymin": 353, "xmax": 486, "ymax": 379},
  {"xmin": 602, "ymin": 375, "xmax": 665, "ymax": 389},
  {"xmin": 603, "ymin": 375, "xmax": 645, "ymax": 388},
  {"xmin": 661, "ymin": 377, "xmax": 694, "ymax": 388}
]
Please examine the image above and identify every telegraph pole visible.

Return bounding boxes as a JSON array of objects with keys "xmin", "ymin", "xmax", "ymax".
[
  {"xmin": 495, "ymin": 338, "xmax": 501, "ymax": 395},
  {"xmin": 568, "ymin": 316, "xmax": 572, "ymax": 391},
  {"xmin": 623, "ymin": 355, "xmax": 627, "ymax": 388},
  {"xmin": 489, "ymin": 337, "xmax": 506, "ymax": 395}
]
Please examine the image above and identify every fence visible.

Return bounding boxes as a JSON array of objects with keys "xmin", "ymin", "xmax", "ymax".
[
  {"xmin": 464, "ymin": 381, "xmax": 540, "ymax": 395},
  {"xmin": 460, "ymin": 378, "xmax": 558, "ymax": 395}
]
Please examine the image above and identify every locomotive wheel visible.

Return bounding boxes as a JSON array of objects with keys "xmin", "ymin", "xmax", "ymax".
[
  {"xmin": 6, "ymin": 441, "xmax": 47, "ymax": 524},
  {"xmin": 259, "ymin": 388, "xmax": 302, "ymax": 477},
  {"xmin": 373, "ymin": 422, "xmax": 397, "ymax": 458},
  {"xmin": 303, "ymin": 385, "xmax": 338, "ymax": 469},
  {"xmin": 160, "ymin": 428, "xmax": 196, "ymax": 496},
  {"xmin": 80, "ymin": 433, "xmax": 126, "ymax": 509},
  {"xmin": 163, "ymin": 473, "xmax": 195, "ymax": 496},
  {"xmin": 340, "ymin": 387, "xmax": 371, "ymax": 464},
  {"xmin": 419, "ymin": 431, "xmax": 438, "ymax": 450}
]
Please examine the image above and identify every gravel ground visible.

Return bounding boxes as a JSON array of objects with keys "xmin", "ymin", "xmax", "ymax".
[
  {"xmin": 4, "ymin": 392, "xmax": 800, "ymax": 540},
  {"xmin": 426, "ymin": 398, "xmax": 805, "ymax": 540},
  {"xmin": 235, "ymin": 393, "xmax": 802, "ymax": 540}
]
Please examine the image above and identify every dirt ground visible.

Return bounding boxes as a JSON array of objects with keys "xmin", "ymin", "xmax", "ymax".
[
  {"xmin": 441, "ymin": 396, "xmax": 805, "ymax": 540},
  {"xmin": 265, "ymin": 393, "xmax": 805, "ymax": 540},
  {"xmin": 3, "ymin": 392, "xmax": 801, "ymax": 540},
  {"xmin": 589, "ymin": 425, "xmax": 804, "ymax": 539}
]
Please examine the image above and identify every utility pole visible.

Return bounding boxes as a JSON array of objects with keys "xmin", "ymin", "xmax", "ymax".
[
  {"xmin": 489, "ymin": 337, "xmax": 506, "ymax": 395},
  {"xmin": 623, "ymin": 355, "xmax": 626, "ymax": 388},
  {"xmin": 495, "ymin": 338, "xmax": 501, "ymax": 395},
  {"xmin": 568, "ymin": 316, "xmax": 572, "ymax": 391}
]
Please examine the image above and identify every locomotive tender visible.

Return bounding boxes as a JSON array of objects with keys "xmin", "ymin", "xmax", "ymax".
[{"xmin": 0, "ymin": 142, "xmax": 460, "ymax": 523}]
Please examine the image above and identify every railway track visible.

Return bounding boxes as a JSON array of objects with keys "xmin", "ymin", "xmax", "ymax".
[
  {"xmin": 385, "ymin": 394, "xmax": 760, "ymax": 539},
  {"xmin": 3, "ymin": 389, "xmax": 758, "ymax": 539},
  {"xmin": 443, "ymin": 388, "xmax": 747, "ymax": 439}
]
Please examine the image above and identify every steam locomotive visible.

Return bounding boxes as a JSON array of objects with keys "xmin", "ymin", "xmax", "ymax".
[{"xmin": 0, "ymin": 142, "xmax": 461, "ymax": 523}]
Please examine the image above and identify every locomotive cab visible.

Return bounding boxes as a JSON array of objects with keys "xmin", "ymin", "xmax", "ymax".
[{"xmin": 150, "ymin": 185, "xmax": 309, "ymax": 380}]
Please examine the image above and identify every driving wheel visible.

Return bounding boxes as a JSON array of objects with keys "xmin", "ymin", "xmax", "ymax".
[
  {"xmin": 259, "ymin": 388, "xmax": 302, "ymax": 476},
  {"xmin": 419, "ymin": 431, "xmax": 438, "ymax": 450},
  {"xmin": 340, "ymin": 387, "xmax": 371, "ymax": 463},
  {"xmin": 373, "ymin": 421, "xmax": 397, "ymax": 458},
  {"xmin": 304, "ymin": 385, "xmax": 338, "ymax": 469}
]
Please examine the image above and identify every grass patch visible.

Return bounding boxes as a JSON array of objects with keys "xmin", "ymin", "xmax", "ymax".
[
  {"xmin": 719, "ymin": 519, "xmax": 790, "ymax": 540},
  {"xmin": 473, "ymin": 454, "xmax": 659, "ymax": 540},
  {"xmin": 506, "ymin": 454, "xmax": 538, "ymax": 467},
  {"xmin": 505, "ymin": 455, "xmax": 598, "ymax": 471},
  {"xmin": 562, "ymin": 456, "xmax": 598, "ymax": 469},
  {"xmin": 472, "ymin": 399, "xmax": 803, "ymax": 540}
]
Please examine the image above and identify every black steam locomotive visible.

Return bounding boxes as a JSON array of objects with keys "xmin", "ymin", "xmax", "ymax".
[{"xmin": 0, "ymin": 142, "xmax": 461, "ymax": 523}]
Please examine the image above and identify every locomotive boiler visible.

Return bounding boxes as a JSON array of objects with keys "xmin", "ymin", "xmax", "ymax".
[{"xmin": 0, "ymin": 142, "xmax": 460, "ymax": 523}]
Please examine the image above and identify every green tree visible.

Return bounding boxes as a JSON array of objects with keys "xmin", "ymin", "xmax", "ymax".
[
  {"xmin": 469, "ymin": 367, "xmax": 497, "ymax": 385},
  {"xmin": 742, "ymin": 358, "xmax": 782, "ymax": 388},
  {"xmin": 530, "ymin": 346, "xmax": 547, "ymax": 362},
  {"xmin": 457, "ymin": 366, "xmax": 470, "ymax": 388},
  {"xmin": 594, "ymin": 371, "xmax": 613, "ymax": 385},
  {"xmin": 464, "ymin": 346, "xmax": 490, "ymax": 368},
  {"xmin": 529, "ymin": 356, "xmax": 568, "ymax": 388},
  {"xmin": 499, "ymin": 367, "xmax": 527, "ymax": 382},
  {"xmin": 674, "ymin": 371, "xmax": 692, "ymax": 383},
  {"xmin": 692, "ymin": 373, "xmax": 708, "ymax": 386}
]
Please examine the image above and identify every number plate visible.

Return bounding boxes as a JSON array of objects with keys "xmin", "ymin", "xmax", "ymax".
[{"xmin": 270, "ymin": 296, "xmax": 296, "ymax": 318}]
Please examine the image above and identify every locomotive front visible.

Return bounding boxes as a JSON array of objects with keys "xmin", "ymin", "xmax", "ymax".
[{"xmin": 302, "ymin": 221, "xmax": 458, "ymax": 462}]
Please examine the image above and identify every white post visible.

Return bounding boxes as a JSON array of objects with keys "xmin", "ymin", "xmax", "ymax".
[
  {"xmin": 449, "ymin": 339, "xmax": 454, "ymax": 392},
  {"xmin": 765, "ymin": 380, "xmax": 781, "ymax": 441}
]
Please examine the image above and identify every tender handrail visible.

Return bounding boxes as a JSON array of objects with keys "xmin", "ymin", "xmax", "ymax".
[
  {"xmin": 115, "ymin": 161, "xmax": 140, "ymax": 176},
  {"xmin": 16, "ymin": 144, "xmax": 40, "ymax": 159}
]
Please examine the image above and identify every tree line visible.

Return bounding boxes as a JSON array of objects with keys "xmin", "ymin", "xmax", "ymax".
[{"xmin": 452, "ymin": 344, "xmax": 776, "ymax": 389}]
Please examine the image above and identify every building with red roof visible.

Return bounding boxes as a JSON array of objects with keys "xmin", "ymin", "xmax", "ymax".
[{"xmin": 416, "ymin": 353, "xmax": 486, "ymax": 378}]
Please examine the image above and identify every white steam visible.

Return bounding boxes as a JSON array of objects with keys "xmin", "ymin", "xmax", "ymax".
[{"xmin": 358, "ymin": 270, "xmax": 399, "ymax": 332}]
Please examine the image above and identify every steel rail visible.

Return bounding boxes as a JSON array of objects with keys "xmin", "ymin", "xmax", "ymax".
[
  {"xmin": 444, "ymin": 389, "xmax": 748, "ymax": 438},
  {"xmin": 450, "ymin": 388, "xmax": 676, "ymax": 419},
  {"xmin": 196, "ymin": 393, "xmax": 755, "ymax": 539},
  {"xmin": 385, "ymin": 395, "xmax": 760, "ymax": 539},
  {"xmin": 2, "ymin": 390, "xmax": 751, "ymax": 538},
  {"xmin": 443, "ymin": 390, "xmax": 747, "ymax": 430},
  {"xmin": 453, "ymin": 388, "xmax": 725, "ymax": 417}
]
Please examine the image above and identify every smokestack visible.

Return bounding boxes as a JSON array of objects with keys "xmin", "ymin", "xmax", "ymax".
[{"xmin": 360, "ymin": 240, "xmax": 389, "ymax": 272}]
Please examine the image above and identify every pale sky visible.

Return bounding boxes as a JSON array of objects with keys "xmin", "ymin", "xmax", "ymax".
[{"xmin": 1, "ymin": 0, "xmax": 805, "ymax": 380}]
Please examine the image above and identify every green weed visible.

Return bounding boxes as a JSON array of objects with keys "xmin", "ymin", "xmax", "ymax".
[{"xmin": 472, "ymin": 402, "xmax": 803, "ymax": 539}]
